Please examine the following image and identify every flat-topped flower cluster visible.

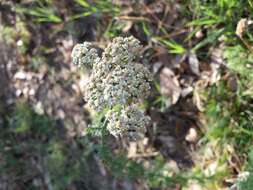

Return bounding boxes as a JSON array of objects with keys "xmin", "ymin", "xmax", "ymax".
[{"xmin": 71, "ymin": 36, "xmax": 152, "ymax": 140}]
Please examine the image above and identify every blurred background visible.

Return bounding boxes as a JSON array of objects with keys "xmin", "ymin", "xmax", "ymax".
[{"xmin": 0, "ymin": 0, "xmax": 253, "ymax": 189}]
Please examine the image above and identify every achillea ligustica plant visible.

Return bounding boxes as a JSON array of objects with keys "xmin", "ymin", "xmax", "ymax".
[{"xmin": 71, "ymin": 36, "xmax": 152, "ymax": 140}]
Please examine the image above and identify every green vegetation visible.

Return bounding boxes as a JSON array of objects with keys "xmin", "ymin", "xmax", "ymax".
[{"xmin": 16, "ymin": 0, "xmax": 62, "ymax": 23}]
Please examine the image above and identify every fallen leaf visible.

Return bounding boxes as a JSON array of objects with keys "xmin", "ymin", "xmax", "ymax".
[
  {"xmin": 204, "ymin": 161, "xmax": 218, "ymax": 176},
  {"xmin": 159, "ymin": 67, "xmax": 181, "ymax": 105},
  {"xmin": 166, "ymin": 159, "xmax": 179, "ymax": 173},
  {"xmin": 187, "ymin": 181, "xmax": 202, "ymax": 190},
  {"xmin": 188, "ymin": 52, "xmax": 200, "ymax": 76},
  {"xmin": 122, "ymin": 21, "xmax": 133, "ymax": 33},
  {"xmin": 181, "ymin": 86, "xmax": 193, "ymax": 97},
  {"xmin": 127, "ymin": 142, "xmax": 137, "ymax": 158},
  {"xmin": 152, "ymin": 61, "xmax": 163, "ymax": 74},
  {"xmin": 193, "ymin": 80, "xmax": 208, "ymax": 112},
  {"xmin": 236, "ymin": 18, "xmax": 247, "ymax": 38}
]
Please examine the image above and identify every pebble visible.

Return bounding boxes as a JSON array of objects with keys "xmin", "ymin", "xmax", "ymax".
[
  {"xmin": 185, "ymin": 127, "xmax": 198, "ymax": 143},
  {"xmin": 14, "ymin": 71, "xmax": 26, "ymax": 80}
]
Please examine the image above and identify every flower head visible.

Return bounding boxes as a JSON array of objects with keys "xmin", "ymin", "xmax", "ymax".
[
  {"xmin": 71, "ymin": 42, "xmax": 99, "ymax": 69},
  {"xmin": 106, "ymin": 105, "xmax": 150, "ymax": 140},
  {"xmin": 72, "ymin": 36, "xmax": 152, "ymax": 140}
]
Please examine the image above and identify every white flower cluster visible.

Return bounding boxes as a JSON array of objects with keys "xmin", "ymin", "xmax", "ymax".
[
  {"xmin": 71, "ymin": 42, "xmax": 99, "ymax": 69},
  {"xmin": 106, "ymin": 105, "xmax": 150, "ymax": 140},
  {"xmin": 72, "ymin": 36, "xmax": 152, "ymax": 140}
]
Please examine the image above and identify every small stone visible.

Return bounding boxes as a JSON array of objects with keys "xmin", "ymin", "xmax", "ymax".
[
  {"xmin": 15, "ymin": 89, "xmax": 22, "ymax": 97},
  {"xmin": 195, "ymin": 30, "xmax": 204, "ymax": 39},
  {"xmin": 17, "ymin": 39, "xmax": 23, "ymax": 46},
  {"xmin": 57, "ymin": 109, "xmax": 65, "ymax": 119},
  {"xmin": 23, "ymin": 87, "xmax": 29, "ymax": 95},
  {"xmin": 29, "ymin": 89, "xmax": 35, "ymax": 96},
  {"xmin": 34, "ymin": 102, "xmax": 44, "ymax": 115},
  {"xmin": 185, "ymin": 127, "xmax": 198, "ymax": 143},
  {"xmin": 14, "ymin": 71, "xmax": 26, "ymax": 80},
  {"xmin": 72, "ymin": 84, "xmax": 79, "ymax": 93},
  {"xmin": 7, "ymin": 98, "xmax": 14, "ymax": 105},
  {"xmin": 26, "ymin": 73, "xmax": 33, "ymax": 80}
]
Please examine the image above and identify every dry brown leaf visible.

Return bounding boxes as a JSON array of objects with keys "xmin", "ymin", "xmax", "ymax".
[
  {"xmin": 188, "ymin": 52, "xmax": 200, "ymax": 76},
  {"xmin": 127, "ymin": 142, "xmax": 137, "ymax": 158},
  {"xmin": 152, "ymin": 61, "xmax": 163, "ymax": 74},
  {"xmin": 159, "ymin": 67, "xmax": 181, "ymax": 105},
  {"xmin": 122, "ymin": 21, "xmax": 133, "ymax": 33},
  {"xmin": 236, "ymin": 18, "xmax": 247, "ymax": 38},
  {"xmin": 181, "ymin": 86, "xmax": 193, "ymax": 97},
  {"xmin": 187, "ymin": 181, "xmax": 203, "ymax": 190}
]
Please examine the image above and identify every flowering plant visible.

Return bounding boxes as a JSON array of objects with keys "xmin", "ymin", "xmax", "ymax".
[{"xmin": 72, "ymin": 36, "xmax": 152, "ymax": 140}]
